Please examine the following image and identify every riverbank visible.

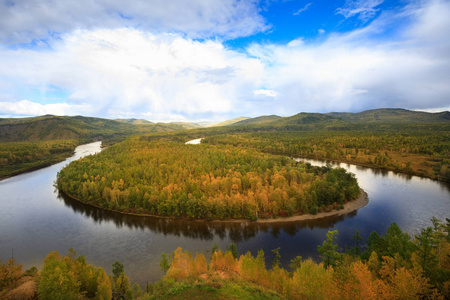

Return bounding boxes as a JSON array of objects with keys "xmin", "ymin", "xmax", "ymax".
[
  {"xmin": 0, "ymin": 156, "xmax": 73, "ymax": 182},
  {"xmin": 60, "ymin": 189, "xmax": 368, "ymax": 224},
  {"xmin": 293, "ymin": 154, "xmax": 448, "ymax": 182},
  {"xmin": 254, "ymin": 189, "xmax": 368, "ymax": 223}
]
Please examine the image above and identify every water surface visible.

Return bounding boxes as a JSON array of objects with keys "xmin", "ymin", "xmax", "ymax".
[{"xmin": 0, "ymin": 142, "xmax": 449, "ymax": 286}]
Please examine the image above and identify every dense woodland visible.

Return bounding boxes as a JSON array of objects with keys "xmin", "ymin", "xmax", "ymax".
[
  {"xmin": 1, "ymin": 219, "xmax": 449, "ymax": 299},
  {"xmin": 0, "ymin": 140, "xmax": 79, "ymax": 178},
  {"xmin": 0, "ymin": 115, "xmax": 183, "ymax": 179},
  {"xmin": 56, "ymin": 138, "xmax": 360, "ymax": 220},
  {"xmin": 201, "ymin": 125, "xmax": 450, "ymax": 181}
]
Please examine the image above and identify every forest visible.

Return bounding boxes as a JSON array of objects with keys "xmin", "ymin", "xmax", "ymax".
[
  {"xmin": 1, "ymin": 219, "xmax": 449, "ymax": 299},
  {"xmin": 0, "ymin": 115, "xmax": 183, "ymax": 179},
  {"xmin": 56, "ymin": 137, "xmax": 360, "ymax": 220},
  {"xmin": 201, "ymin": 126, "xmax": 450, "ymax": 181},
  {"xmin": 0, "ymin": 140, "xmax": 79, "ymax": 178}
]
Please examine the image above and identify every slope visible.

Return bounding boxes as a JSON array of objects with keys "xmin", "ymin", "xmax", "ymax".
[{"xmin": 327, "ymin": 108, "xmax": 450, "ymax": 123}]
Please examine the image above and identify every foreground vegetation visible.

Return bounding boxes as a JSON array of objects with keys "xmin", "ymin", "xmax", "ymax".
[
  {"xmin": 56, "ymin": 138, "xmax": 360, "ymax": 220},
  {"xmin": 1, "ymin": 219, "xmax": 449, "ymax": 299}
]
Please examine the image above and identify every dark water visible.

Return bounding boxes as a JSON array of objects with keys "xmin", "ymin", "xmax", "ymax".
[{"xmin": 0, "ymin": 143, "xmax": 449, "ymax": 286}]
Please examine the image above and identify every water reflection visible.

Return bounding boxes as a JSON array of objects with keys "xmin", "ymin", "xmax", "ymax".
[{"xmin": 58, "ymin": 190, "xmax": 360, "ymax": 243}]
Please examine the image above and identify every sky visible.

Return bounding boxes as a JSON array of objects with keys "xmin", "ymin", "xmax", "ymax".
[{"xmin": 0, "ymin": 0, "xmax": 449, "ymax": 122}]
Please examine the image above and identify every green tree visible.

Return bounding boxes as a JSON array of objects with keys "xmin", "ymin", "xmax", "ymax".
[
  {"xmin": 271, "ymin": 247, "xmax": 281, "ymax": 269},
  {"xmin": 159, "ymin": 253, "xmax": 171, "ymax": 273},
  {"xmin": 414, "ymin": 227, "xmax": 438, "ymax": 274},
  {"xmin": 112, "ymin": 261, "xmax": 124, "ymax": 280},
  {"xmin": 317, "ymin": 230, "xmax": 341, "ymax": 269},
  {"xmin": 350, "ymin": 230, "xmax": 363, "ymax": 256},
  {"xmin": 111, "ymin": 261, "xmax": 131, "ymax": 300},
  {"xmin": 289, "ymin": 256, "xmax": 303, "ymax": 271},
  {"xmin": 228, "ymin": 243, "xmax": 238, "ymax": 259}
]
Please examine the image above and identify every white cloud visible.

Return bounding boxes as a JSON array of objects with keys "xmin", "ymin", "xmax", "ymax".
[
  {"xmin": 0, "ymin": 29, "xmax": 264, "ymax": 120},
  {"xmin": 293, "ymin": 3, "xmax": 312, "ymax": 16},
  {"xmin": 0, "ymin": 0, "xmax": 269, "ymax": 44},
  {"xmin": 246, "ymin": 0, "xmax": 450, "ymax": 114},
  {"xmin": 254, "ymin": 89, "xmax": 278, "ymax": 97},
  {"xmin": 0, "ymin": 100, "xmax": 90, "ymax": 116},
  {"xmin": 1, "ymin": 0, "xmax": 449, "ymax": 120},
  {"xmin": 336, "ymin": 0, "xmax": 384, "ymax": 22}
]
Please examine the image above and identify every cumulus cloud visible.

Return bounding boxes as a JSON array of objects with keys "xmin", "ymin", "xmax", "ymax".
[
  {"xmin": 0, "ymin": 0, "xmax": 269, "ymax": 44},
  {"xmin": 254, "ymin": 89, "xmax": 278, "ymax": 97},
  {"xmin": 336, "ymin": 0, "xmax": 384, "ymax": 22},
  {"xmin": 247, "ymin": 0, "xmax": 450, "ymax": 114},
  {"xmin": 0, "ymin": 0, "xmax": 449, "ymax": 121},
  {"xmin": 0, "ymin": 29, "xmax": 264, "ymax": 120},
  {"xmin": 0, "ymin": 100, "xmax": 89, "ymax": 116}
]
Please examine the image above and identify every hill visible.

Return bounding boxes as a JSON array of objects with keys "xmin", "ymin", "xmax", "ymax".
[
  {"xmin": 327, "ymin": 108, "xmax": 450, "ymax": 123},
  {"xmin": 233, "ymin": 115, "xmax": 282, "ymax": 126},
  {"xmin": 213, "ymin": 117, "xmax": 250, "ymax": 127},
  {"xmin": 115, "ymin": 118, "xmax": 153, "ymax": 124},
  {"xmin": 0, "ymin": 115, "xmax": 182, "ymax": 143},
  {"xmin": 170, "ymin": 122, "xmax": 204, "ymax": 129},
  {"xmin": 270, "ymin": 112, "xmax": 344, "ymax": 126}
]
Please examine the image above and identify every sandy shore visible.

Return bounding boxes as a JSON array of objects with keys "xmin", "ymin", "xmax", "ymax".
[{"xmin": 254, "ymin": 189, "xmax": 368, "ymax": 223}]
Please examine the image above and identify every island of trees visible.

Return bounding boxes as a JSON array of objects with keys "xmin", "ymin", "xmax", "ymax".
[
  {"xmin": 1, "ymin": 219, "xmax": 449, "ymax": 299},
  {"xmin": 56, "ymin": 137, "xmax": 361, "ymax": 220}
]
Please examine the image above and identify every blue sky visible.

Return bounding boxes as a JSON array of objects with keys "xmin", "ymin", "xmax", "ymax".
[{"xmin": 0, "ymin": 0, "xmax": 449, "ymax": 122}]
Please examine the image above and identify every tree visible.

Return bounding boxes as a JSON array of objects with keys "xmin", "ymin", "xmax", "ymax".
[
  {"xmin": 414, "ymin": 227, "xmax": 438, "ymax": 274},
  {"xmin": 38, "ymin": 251, "xmax": 81, "ymax": 300},
  {"xmin": 112, "ymin": 261, "xmax": 124, "ymax": 280},
  {"xmin": 111, "ymin": 261, "xmax": 131, "ymax": 300},
  {"xmin": 350, "ymin": 230, "xmax": 363, "ymax": 256},
  {"xmin": 289, "ymin": 256, "xmax": 303, "ymax": 271},
  {"xmin": 159, "ymin": 253, "xmax": 171, "ymax": 273},
  {"xmin": 228, "ymin": 243, "xmax": 238, "ymax": 259},
  {"xmin": 317, "ymin": 230, "xmax": 341, "ymax": 269},
  {"xmin": 272, "ymin": 247, "xmax": 281, "ymax": 269},
  {"xmin": 211, "ymin": 243, "xmax": 219, "ymax": 255}
]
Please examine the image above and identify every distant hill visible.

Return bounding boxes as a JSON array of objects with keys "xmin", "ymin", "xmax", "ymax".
[
  {"xmin": 271, "ymin": 112, "xmax": 343, "ymax": 126},
  {"xmin": 115, "ymin": 118, "xmax": 153, "ymax": 124},
  {"xmin": 228, "ymin": 113, "xmax": 344, "ymax": 129},
  {"xmin": 170, "ymin": 122, "xmax": 204, "ymax": 129},
  {"xmin": 233, "ymin": 115, "xmax": 282, "ymax": 126},
  {"xmin": 327, "ymin": 108, "xmax": 450, "ymax": 123},
  {"xmin": 0, "ymin": 115, "xmax": 182, "ymax": 142},
  {"xmin": 214, "ymin": 117, "xmax": 250, "ymax": 127}
]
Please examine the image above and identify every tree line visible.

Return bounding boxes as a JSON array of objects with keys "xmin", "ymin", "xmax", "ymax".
[
  {"xmin": 201, "ymin": 128, "xmax": 450, "ymax": 181},
  {"xmin": 156, "ymin": 218, "xmax": 450, "ymax": 299}
]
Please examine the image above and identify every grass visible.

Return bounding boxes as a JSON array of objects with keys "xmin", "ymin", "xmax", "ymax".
[{"xmin": 150, "ymin": 278, "xmax": 284, "ymax": 300}]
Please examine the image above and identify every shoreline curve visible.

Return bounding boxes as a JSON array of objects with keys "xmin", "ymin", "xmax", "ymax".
[{"xmin": 59, "ymin": 188, "xmax": 368, "ymax": 224}]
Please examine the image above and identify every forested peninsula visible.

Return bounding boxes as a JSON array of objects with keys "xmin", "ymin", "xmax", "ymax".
[{"xmin": 56, "ymin": 137, "xmax": 361, "ymax": 221}]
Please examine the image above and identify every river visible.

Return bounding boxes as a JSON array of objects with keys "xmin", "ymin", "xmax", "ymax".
[{"xmin": 0, "ymin": 142, "xmax": 449, "ymax": 286}]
